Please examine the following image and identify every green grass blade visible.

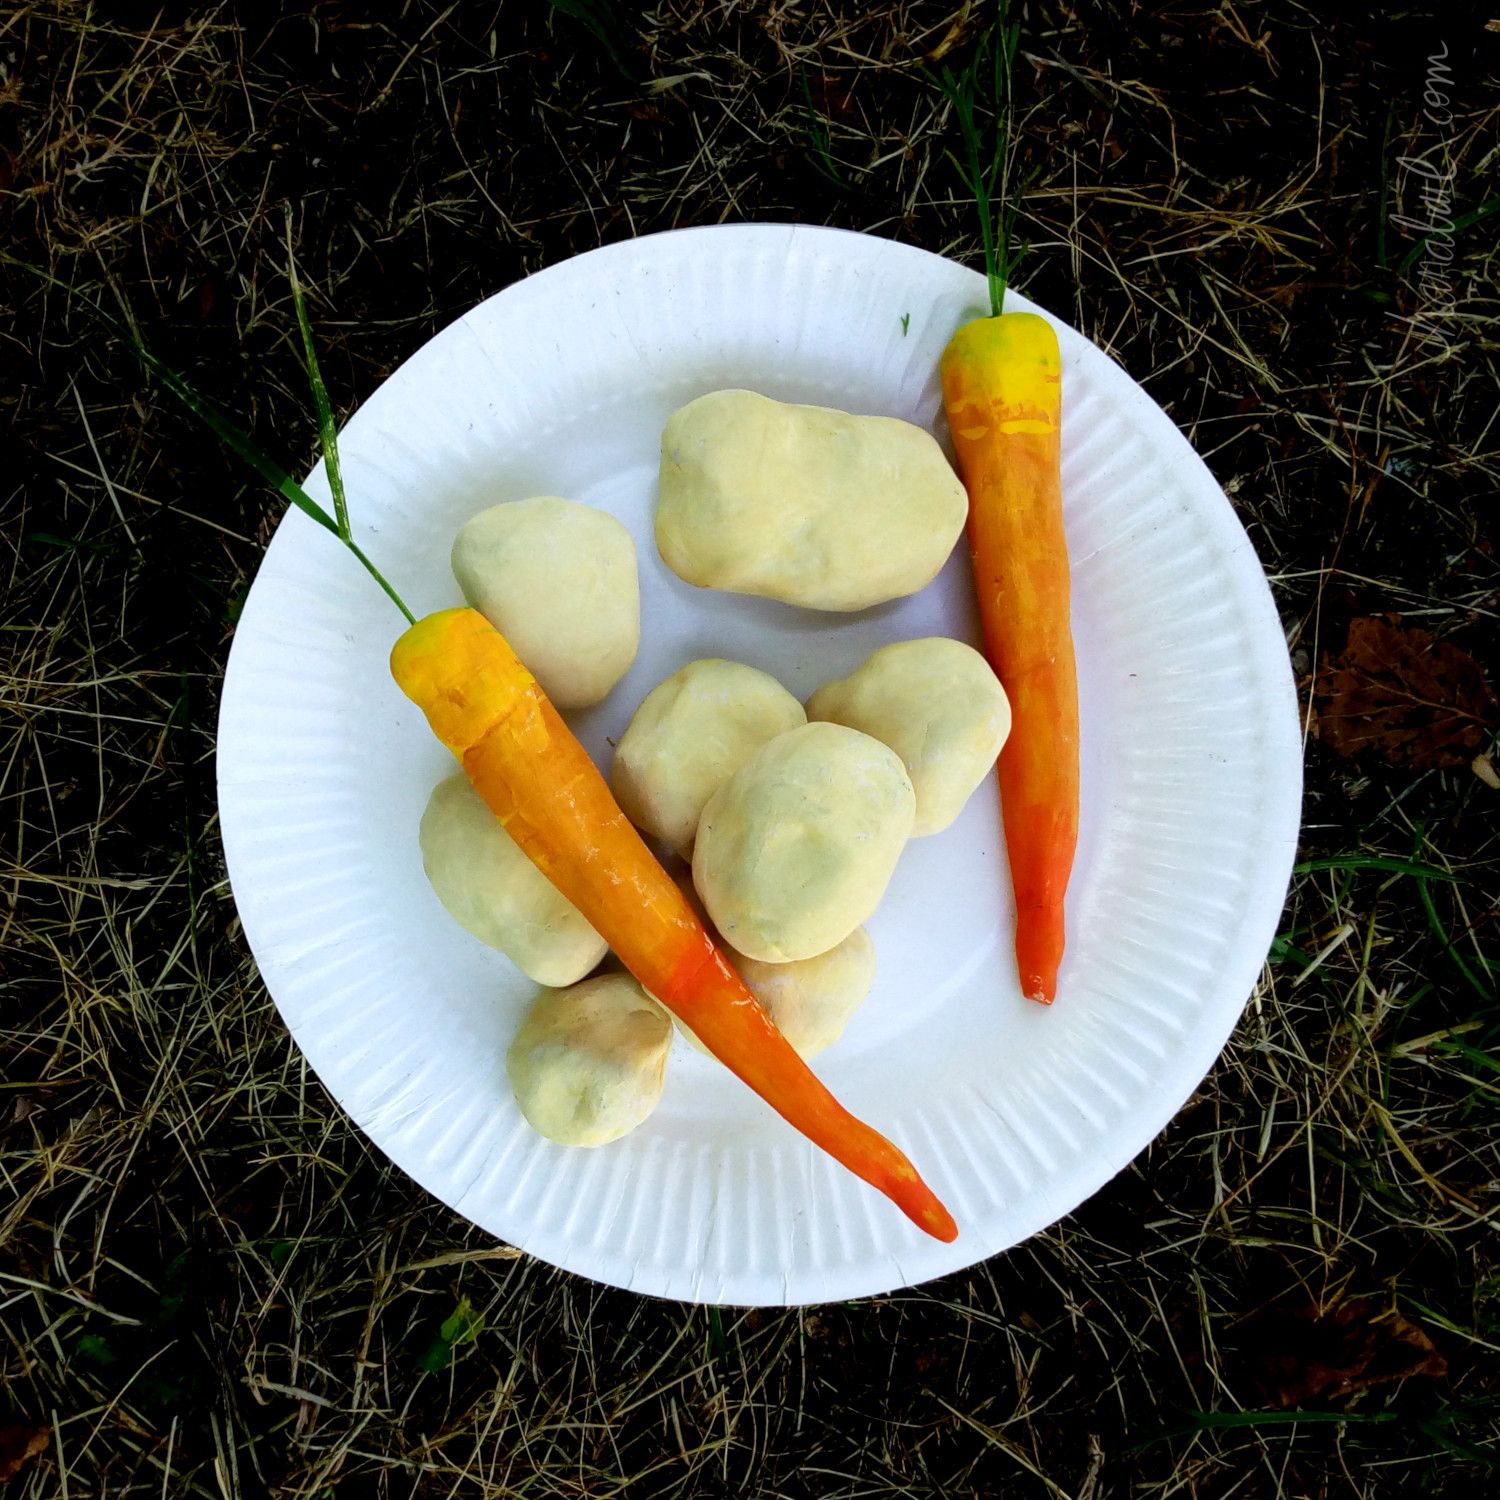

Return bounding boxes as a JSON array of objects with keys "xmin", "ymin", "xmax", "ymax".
[
  {"xmin": 1396, "ymin": 193, "xmax": 1500, "ymax": 276},
  {"xmin": 706, "ymin": 1305, "xmax": 729, "ymax": 1362},
  {"xmin": 1141, "ymin": 1401, "xmax": 1500, "ymax": 1469},
  {"xmin": 947, "ymin": 77, "xmax": 999, "ymax": 316},
  {"xmin": 1136, "ymin": 1407, "xmax": 1398, "ymax": 1448},
  {"xmin": 4, "ymin": 253, "xmax": 340, "ymax": 538},
  {"xmin": 1375, "ymin": 102, "xmax": 1395, "ymax": 269},
  {"xmin": 1268, "ymin": 933, "xmax": 1315, "ymax": 968},
  {"xmin": 346, "ymin": 538, "xmax": 417, "ymax": 626},
  {"xmin": 1189, "ymin": 1408, "xmax": 1398, "ymax": 1430},
  {"xmin": 1414, "ymin": 1420, "xmax": 1500, "ymax": 1471},
  {"xmin": 282, "ymin": 226, "xmax": 413, "ymax": 621},
  {"xmin": 5, "ymin": 251, "xmax": 414, "ymax": 623},
  {"xmin": 799, "ymin": 68, "xmax": 850, "ymax": 191},
  {"xmin": 547, "ymin": 0, "xmax": 637, "ymax": 83},
  {"xmin": 935, "ymin": 7, "xmax": 1023, "ymax": 317},
  {"xmin": 1294, "ymin": 855, "xmax": 1462, "ymax": 882},
  {"xmin": 148, "ymin": 339, "xmax": 415, "ymax": 621},
  {"xmin": 288, "ymin": 250, "xmax": 350, "ymax": 540},
  {"xmin": 1415, "ymin": 877, "xmax": 1497, "ymax": 1003},
  {"xmin": 134, "ymin": 343, "xmax": 341, "ymax": 538},
  {"xmin": 1433, "ymin": 1036, "xmax": 1500, "ymax": 1077}
]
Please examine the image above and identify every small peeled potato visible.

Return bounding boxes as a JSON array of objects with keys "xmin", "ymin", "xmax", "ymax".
[
  {"xmin": 656, "ymin": 389, "xmax": 968, "ymax": 611},
  {"xmin": 734, "ymin": 927, "xmax": 876, "ymax": 1058},
  {"xmin": 682, "ymin": 927, "xmax": 876, "ymax": 1061},
  {"xmin": 506, "ymin": 974, "xmax": 672, "ymax": 1147},
  {"xmin": 693, "ymin": 722, "xmax": 916, "ymax": 962},
  {"xmin": 611, "ymin": 659, "xmax": 806, "ymax": 854},
  {"xmin": 806, "ymin": 638, "xmax": 1010, "ymax": 836},
  {"xmin": 420, "ymin": 773, "xmax": 608, "ymax": 987},
  {"xmin": 452, "ymin": 496, "xmax": 639, "ymax": 709}
]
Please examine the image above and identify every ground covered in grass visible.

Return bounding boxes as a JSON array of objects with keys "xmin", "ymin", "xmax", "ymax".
[{"xmin": 3, "ymin": 2, "xmax": 1498, "ymax": 1495}]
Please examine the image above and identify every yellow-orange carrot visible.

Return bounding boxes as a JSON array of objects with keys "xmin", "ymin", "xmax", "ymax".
[
  {"xmin": 941, "ymin": 312, "xmax": 1078, "ymax": 1003},
  {"xmin": 391, "ymin": 607, "xmax": 957, "ymax": 1243}
]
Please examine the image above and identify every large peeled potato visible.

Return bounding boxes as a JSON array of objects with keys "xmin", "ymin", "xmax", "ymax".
[
  {"xmin": 420, "ymin": 773, "xmax": 608, "ymax": 987},
  {"xmin": 656, "ymin": 390, "xmax": 968, "ymax": 611},
  {"xmin": 693, "ymin": 722, "xmax": 915, "ymax": 962},
  {"xmin": 611, "ymin": 658, "xmax": 806, "ymax": 854},
  {"xmin": 507, "ymin": 975, "xmax": 672, "ymax": 1147},
  {"xmin": 452, "ymin": 496, "xmax": 639, "ymax": 708},
  {"xmin": 806, "ymin": 637, "xmax": 1011, "ymax": 835}
]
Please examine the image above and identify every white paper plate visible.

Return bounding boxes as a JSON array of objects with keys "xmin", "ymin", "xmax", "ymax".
[{"xmin": 217, "ymin": 224, "xmax": 1301, "ymax": 1305}]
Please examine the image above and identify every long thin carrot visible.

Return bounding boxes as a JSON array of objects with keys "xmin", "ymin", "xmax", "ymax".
[
  {"xmin": 94, "ymin": 248, "xmax": 956, "ymax": 1242},
  {"xmin": 941, "ymin": 315, "xmax": 1077, "ymax": 1003},
  {"xmin": 391, "ymin": 606, "xmax": 958, "ymax": 1243},
  {"xmin": 938, "ymin": 11, "xmax": 1078, "ymax": 1003}
]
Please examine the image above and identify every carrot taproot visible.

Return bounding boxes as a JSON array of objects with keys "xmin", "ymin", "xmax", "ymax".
[
  {"xmin": 129, "ymin": 247, "xmax": 955, "ymax": 1239},
  {"xmin": 940, "ymin": 312, "xmax": 1078, "ymax": 1004},
  {"xmin": 391, "ymin": 606, "xmax": 958, "ymax": 1243}
]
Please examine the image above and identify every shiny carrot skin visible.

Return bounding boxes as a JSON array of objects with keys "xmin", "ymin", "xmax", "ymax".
[
  {"xmin": 941, "ymin": 312, "xmax": 1078, "ymax": 1004},
  {"xmin": 391, "ymin": 607, "xmax": 957, "ymax": 1243}
]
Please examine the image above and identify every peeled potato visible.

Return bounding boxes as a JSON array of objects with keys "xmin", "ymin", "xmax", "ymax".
[
  {"xmin": 611, "ymin": 659, "xmax": 806, "ymax": 854},
  {"xmin": 656, "ymin": 389, "xmax": 968, "ymax": 611},
  {"xmin": 420, "ymin": 772, "xmax": 607, "ymax": 987},
  {"xmin": 506, "ymin": 974, "xmax": 672, "ymax": 1147},
  {"xmin": 452, "ymin": 496, "xmax": 639, "ymax": 709},
  {"xmin": 806, "ymin": 638, "xmax": 1011, "ymax": 836},
  {"xmin": 693, "ymin": 722, "xmax": 915, "ymax": 962},
  {"xmin": 681, "ymin": 927, "xmax": 876, "ymax": 1061}
]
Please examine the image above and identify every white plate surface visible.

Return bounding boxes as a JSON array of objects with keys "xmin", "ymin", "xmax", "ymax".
[{"xmin": 217, "ymin": 224, "xmax": 1302, "ymax": 1305}]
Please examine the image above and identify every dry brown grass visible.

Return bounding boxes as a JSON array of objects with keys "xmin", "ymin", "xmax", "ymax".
[{"xmin": 3, "ymin": 2, "xmax": 1497, "ymax": 1495}]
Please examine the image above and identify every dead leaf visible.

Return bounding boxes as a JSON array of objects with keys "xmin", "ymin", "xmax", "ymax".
[
  {"xmin": 808, "ymin": 72, "xmax": 856, "ymax": 120},
  {"xmin": 0, "ymin": 1424, "xmax": 50, "ymax": 1483},
  {"xmin": 1314, "ymin": 615, "xmax": 1497, "ymax": 769},
  {"xmin": 7, "ymin": 1094, "xmax": 39, "ymax": 1128},
  {"xmin": 1234, "ymin": 1297, "xmax": 1448, "ymax": 1408}
]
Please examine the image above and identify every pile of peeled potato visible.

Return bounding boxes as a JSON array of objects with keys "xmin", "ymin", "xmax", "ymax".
[{"xmin": 419, "ymin": 390, "xmax": 1010, "ymax": 1148}]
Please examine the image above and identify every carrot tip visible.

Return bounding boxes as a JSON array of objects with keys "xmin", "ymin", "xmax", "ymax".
[
  {"xmin": 933, "ymin": 1211, "xmax": 960, "ymax": 1244},
  {"xmin": 894, "ymin": 1175, "xmax": 959, "ymax": 1242},
  {"xmin": 917, "ymin": 1201, "xmax": 960, "ymax": 1243},
  {"xmin": 1016, "ymin": 938, "xmax": 1061, "ymax": 1005},
  {"xmin": 1023, "ymin": 981, "xmax": 1056, "ymax": 1005}
]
